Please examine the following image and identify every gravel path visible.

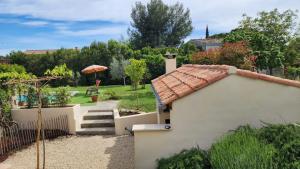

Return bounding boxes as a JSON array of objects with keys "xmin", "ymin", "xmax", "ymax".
[{"xmin": 0, "ymin": 135, "xmax": 134, "ymax": 169}]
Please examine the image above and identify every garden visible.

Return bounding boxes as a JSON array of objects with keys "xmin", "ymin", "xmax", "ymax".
[
  {"xmin": 0, "ymin": 0, "xmax": 299, "ymax": 168},
  {"xmin": 157, "ymin": 123, "xmax": 300, "ymax": 169}
]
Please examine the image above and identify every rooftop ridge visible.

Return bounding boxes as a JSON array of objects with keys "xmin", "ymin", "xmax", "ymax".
[{"xmin": 236, "ymin": 69, "xmax": 300, "ymax": 88}]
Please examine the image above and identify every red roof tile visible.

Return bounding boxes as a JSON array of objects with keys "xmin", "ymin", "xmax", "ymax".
[{"xmin": 152, "ymin": 64, "xmax": 300, "ymax": 105}]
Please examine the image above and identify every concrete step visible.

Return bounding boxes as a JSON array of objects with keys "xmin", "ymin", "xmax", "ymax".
[
  {"xmin": 81, "ymin": 119, "xmax": 115, "ymax": 128},
  {"xmin": 88, "ymin": 109, "xmax": 113, "ymax": 113},
  {"xmin": 83, "ymin": 112, "xmax": 113, "ymax": 120},
  {"xmin": 76, "ymin": 127, "xmax": 115, "ymax": 135}
]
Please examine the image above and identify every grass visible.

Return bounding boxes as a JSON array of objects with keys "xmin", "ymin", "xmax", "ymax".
[{"xmin": 54, "ymin": 84, "xmax": 156, "ymax": 112}]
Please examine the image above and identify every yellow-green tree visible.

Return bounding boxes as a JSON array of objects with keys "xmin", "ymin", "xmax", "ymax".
[{"xmin": 125, "ymin": 59, "xmax": 146, "ymax": 90}]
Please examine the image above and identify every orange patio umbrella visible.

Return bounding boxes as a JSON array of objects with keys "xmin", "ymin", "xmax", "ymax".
[{"xmin": 81, "ymin": 65, "xmax": 108, "ymax": 80}]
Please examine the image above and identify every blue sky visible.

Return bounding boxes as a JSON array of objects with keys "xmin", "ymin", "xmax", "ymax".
[{"xmin": 0, "ymin": 0, "xmax": 299, "ymax": 56}]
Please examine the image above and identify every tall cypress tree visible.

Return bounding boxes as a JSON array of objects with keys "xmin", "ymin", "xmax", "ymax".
[{"xmin": 206, "ymin": 25, "xmax": 209, "ymax": 39}]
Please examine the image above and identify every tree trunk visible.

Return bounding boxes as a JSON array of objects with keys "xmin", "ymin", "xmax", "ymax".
[
  {"xmin": 269, "ymin": 67, "xmax": 273, "ymax": 75},
  {"xmin": 123, "ymin": 77, "xmax": 126, "ymax": 86}
]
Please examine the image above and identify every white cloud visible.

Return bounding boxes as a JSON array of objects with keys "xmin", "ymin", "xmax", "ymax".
[
  {"xmin": 0, "ymin": 0, "xmax": 299, "ymax": 34},
  {"xmin": 22, "ymin": 21, "xmax": 48, "ymax": 26},
  {"xmin": 57, "ymin": 25, "xmax": 127, "ymax": 36}
]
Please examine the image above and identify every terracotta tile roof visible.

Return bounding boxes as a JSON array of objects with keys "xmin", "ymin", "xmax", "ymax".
[
  {"xmin": 236, "ymin": 69, "xmax": 300, "ymax": 88},
  {"xmin": 152, "ymin": 64, "xmax": 229, "ymax": 105},
  {"xmin": 152, "ymin": 64, "xmax": 300, "ymax": 105}
]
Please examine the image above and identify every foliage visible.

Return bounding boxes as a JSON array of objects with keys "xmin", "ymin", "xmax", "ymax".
[
  {"xmin": 191, "ymin": 48, "xmax": 221, "ymax": 65},
  {"xmin": 258, "ymin": 123, "xmax": 300, "ymax": 169},
  {"xmin": 54, "ymin": 87, "xmax": 71, "ymax": 107},
  {"xmin": 27, "ymin": 86, "xmax": 36, "ymax": 109},
  {"xmin": 144, "ymin": 54, "xmax": 165, "ymax": 81},
  {"xmin": 103, "ymin": 90, "xmax": 119, "ymax": 100},
  {"xmin": 286, "ymin": 66, "xmax": 300, "ymax": 79},
  {"xmin": 125, "ymin": 59, "xmax": 147, "ymax": 90},
  {"xmin": 110, "ymin": 57, "xmax": 129, "ymax": 85},
  {"xmin": 0, "ymin": 63, "xmax": 34, "ymax": 87},
  {"xmin": 219, "ymin": 42, "xmax": 252, "ymax": 68},
  {"xmin": 191, "ymin": 42, "xmax": 255, "ymax": 70},
  {"xmin": 8, "ymin": 40, "xmax": 195, "ymax": 86},
  {"xmin": 225, "ymin": 9, "xmax": 298, "ymax": 74},
  {"xmin": 44, "ymin": 64, "xmax": 73, "ymax": 78},
  {"xmin": 41, "ymin": 87, "xmax": 51, "ymax": 108},
  {"xmin": 285, "ymin": 37, "xmax": 300, "ymax": 66},
  {"xmin": 0, "ymin": 89, "xmax": 11, "ymax": 119},
  {"xmin": 129, "ymin": 0, "xmax": 192, "ymax": 49},
  {"xmin": 210, "ymin": 128, "xmax": 277, "ymax": 169},
  {"xmin": 157, "ymin": 147, "xmax": 211, "ymax": 169},
  {"xmin": 0, "ymin": 64, "xmax": 26, "ymax": 73}
]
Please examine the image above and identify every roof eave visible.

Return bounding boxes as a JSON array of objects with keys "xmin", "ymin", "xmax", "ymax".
[{"xmin": 150, "ymin": 83, "xmax": 166, "ymax": 113}]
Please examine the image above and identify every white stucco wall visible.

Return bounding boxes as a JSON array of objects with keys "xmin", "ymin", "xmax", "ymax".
[
  {"xmin": 134, "ymin": 75, "xmax": 300, "ymax": 169},
  {"xmin": 11, "ymin": 104, "xmax": 81, "ymax": 134},
  {"xmin": 115, "ymin": 111, "xmax": 158, "ymax": 135}
]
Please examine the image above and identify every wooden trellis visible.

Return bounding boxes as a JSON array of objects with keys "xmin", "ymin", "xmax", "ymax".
[{"xmin": 4, "ymin": 76, "xmax": 62, "ymax": 169}]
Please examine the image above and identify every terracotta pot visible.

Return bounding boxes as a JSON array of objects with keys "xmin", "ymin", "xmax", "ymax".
[
  {"xmin": 91, "ymin": 95, "xmax": 98, "ymax": 102},
  {"xmin": 18, "ymin": 102, "xmax": 25, "ymax": 106}
]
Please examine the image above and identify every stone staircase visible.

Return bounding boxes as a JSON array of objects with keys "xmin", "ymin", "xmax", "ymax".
[{"xmin": 76, "ymin": 110, "xmax": 115, "ymax": 135}]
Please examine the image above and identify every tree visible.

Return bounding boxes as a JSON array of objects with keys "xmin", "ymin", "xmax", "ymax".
[
  {"xmin": 206, "ymin": 25, "xmax": 209, "ymax": 39},
  {"xmin": 225, "ymin": 9, "xmax": 298, "ymax": 74},
  {"xmin": 110, "ymin": 58, "xmax": 129, "ymax": 85},
  {"xmin": 191, "ymin": 42, "xmax": 255, "ymax": 70},
  {"xmin": 285, "ymin": 37, "xmax": 300, "ymax": 66},
  {"xmin": 129, "ymin": 0, "xmax": 192, "ymax": 49},
  {"xmin": 125, "ymin": 59, "xmax": 146, "ymax": 90}
]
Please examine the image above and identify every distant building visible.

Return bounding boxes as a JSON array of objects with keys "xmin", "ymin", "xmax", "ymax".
[
  {"xmin": 188, "ymin": 38, "xmax": 223, "ymax": 51},
  {"xmin": 0, "ymin": 58, "xmax": 10, "ymax": 64},
  {"xmin": 24, "ymin": 49, "xmax": 58, "ymax": 55},
  {"xmin": 188, "ymin": 25, "xmax": 223, "ymax": 50},
  {"xmin": 24, "ymin": 47, "xmax": 79, "ymax": 55}
]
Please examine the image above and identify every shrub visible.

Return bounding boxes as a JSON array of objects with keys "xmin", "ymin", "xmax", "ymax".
[
  {"xmin": 54, "ymin": 87, "xmax": 71, "ymax": 107},
  {"xmin": 157, "ymin": 147, "xmax": 210, "ymax": 169},
  {"xmin": 191, "ymin": 48, "xmax": 221, "ymax": 65},
  {"xmin": 258, "ymin": 124, "xmax": 300, "ymax": 169},
  {"xmin": 0, "ymin": 89, "xmax": 11, "ymax": 119},
  {"xmin": 210, "ymin": 128, "xmax": 277, "ymax": 169},
  {"xmin": 27, "ymin": 86, "xmax": 36, "ymax": 108},
  {"xmin": 41, "ymin": 87, "xmax": 51, "ymax": 108},
  {"xmin": 104, "ymin": 90, "xmax": 119, "ymax": 100}
]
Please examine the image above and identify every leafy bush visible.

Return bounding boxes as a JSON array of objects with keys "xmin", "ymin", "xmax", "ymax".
[
  {"xmin": 157, "ymin": 147, "xmax": 210, "ymax": 169},
  {"xmin": 54, "ymin": 87, "xmax": 71, "ymax": 107},
  {"xmin": 104, "ymin": 90, "xmax": 119, "ymax": 100},
  {"xmin": 210, "ymin": 128, "xmax": 277, "ymax": 169},
  {"xmin": 27, "ymin": 86, "xmax": 36, "ymax": 108},
  {"xmin": 0, "ymin": 89, "xmax": 11, "ymax": 119},
  {"xmin": 41, "ymin": 87, "xmax": 51, "ymax": 108},
  {"xmin": 258, "ymin": 124, "xmax": 300, "ymax": 169}
]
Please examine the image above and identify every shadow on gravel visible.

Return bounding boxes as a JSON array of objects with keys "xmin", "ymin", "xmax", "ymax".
[{"xmin": 105, "ymin": 135, "xmax": 134, "ymax": 169}]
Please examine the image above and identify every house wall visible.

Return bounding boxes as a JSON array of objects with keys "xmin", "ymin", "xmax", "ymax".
[
  {"xmin": 134, "ymin": 75, "xmax": 300, "ymax": 169},
  {"xmin": 114, "ymin": 111, "xmax": 158, "ymax": 135},
  {"xmin": 11, "ymin": 104, "xmax": 81, "ymax": 134},
  {"xmin": 114, "ymin": 110, "xmax": 170, "ymax": 135}
]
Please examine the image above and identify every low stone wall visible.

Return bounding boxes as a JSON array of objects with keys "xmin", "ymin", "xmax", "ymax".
[
  {"xmin": 11, "ymin": 104, "xmax": 81, "ymax": 134},
  {"xmin": 114, "ymin": 109, "xmax": 158, "ymax": 135}
]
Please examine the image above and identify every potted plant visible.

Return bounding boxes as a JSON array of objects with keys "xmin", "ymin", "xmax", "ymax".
[{"xmin": 91, "ymin": 95, "xmax": 98, "ymax": 102}]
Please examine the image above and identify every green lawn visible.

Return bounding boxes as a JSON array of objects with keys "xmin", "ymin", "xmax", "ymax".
[{"xmin": 62, "ymin": 84, "xmax": 156, "ymax": 112}]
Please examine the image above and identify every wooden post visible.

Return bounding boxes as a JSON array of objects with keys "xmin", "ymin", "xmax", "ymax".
[{"xmin": 35, "ymin": 82, "xmax": 42, "ymax": 169}]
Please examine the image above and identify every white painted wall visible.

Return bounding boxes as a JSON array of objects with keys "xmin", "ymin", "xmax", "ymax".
[
  {"xmin": 114, "ymin": 110, "xmax": 170, "ymax": 135},
  {"xmin": 115, "ymin": 112, "xmax": 158, "ymax": 135},
  {"xmin": 134, "ymin": 75, "xmax": 300, "ymax": 169},
  {"xmin": 11, "ymin": 104, "xmax": 81, "ymax": 134}
]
